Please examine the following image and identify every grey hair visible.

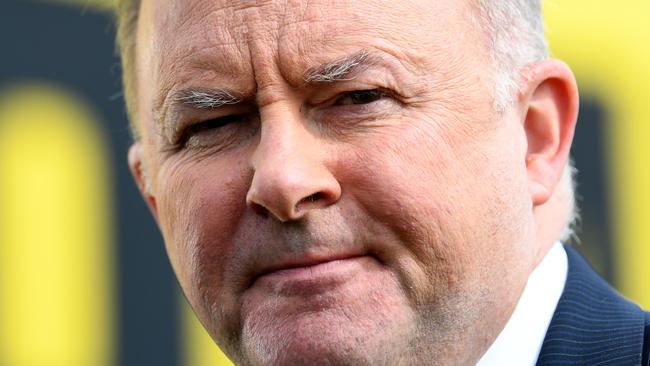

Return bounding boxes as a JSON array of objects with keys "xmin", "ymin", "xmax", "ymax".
[
  {"xmin": 474, "ymin": 0, "xmax": 549, "ymax": 111},
  {"xmin": 176, "ymin": 90, "xmax": 242, "ymax": 109},
  {"xmin": 475, "ymin": 0, "xmax": 579, "ymax": 242},
  {"xmin": 304, "ymin": 51, "xmax": 370, "ymax": 83}
]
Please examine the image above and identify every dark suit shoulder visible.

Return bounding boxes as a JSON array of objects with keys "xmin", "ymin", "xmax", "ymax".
[
  {"xmin": 537, "ymin": 246, "xmax": 647, "ymax": 366},
  {"xmin": 642, "ymin": 312, "xmax": 650, "ymax": 366}
]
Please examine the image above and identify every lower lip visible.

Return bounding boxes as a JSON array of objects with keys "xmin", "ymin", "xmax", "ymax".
[{"xmin": 254, "ymin": 256, "xmax": 369, "ymax": 295}]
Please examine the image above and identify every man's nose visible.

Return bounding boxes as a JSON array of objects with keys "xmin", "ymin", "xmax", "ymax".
[{"xmin": 246, "ymin": 107, "xmax": 341, "ymax": 222}]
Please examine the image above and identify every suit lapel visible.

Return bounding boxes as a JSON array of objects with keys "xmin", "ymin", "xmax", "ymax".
[{"xmin": 536, "ymin": 246, "xmax": 646, "ymax": 366}]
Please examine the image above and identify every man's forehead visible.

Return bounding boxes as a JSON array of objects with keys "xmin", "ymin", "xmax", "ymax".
[
  {"xmin": 138, "ymin": 0, "xmax": 485, "ymax": 118},
  {"xmin": 147, "ymin": 0, "xmax": 428, "ymax": 28},
  {"xmin": 147, "ymin": 0, "xmax": 357, "ymax": 47},
  {"xmin": 142, "ymin": 0, "xmax": 465, "ymax": 62}
]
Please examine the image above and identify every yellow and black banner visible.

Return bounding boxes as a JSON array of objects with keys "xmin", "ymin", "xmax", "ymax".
[{"xmin": 0, "ymin": 1, "xmax": 648, "ymax": 365}]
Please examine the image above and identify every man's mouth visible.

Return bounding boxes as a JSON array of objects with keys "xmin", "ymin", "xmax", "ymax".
[{"xmin": 250, "ymin": 254, "xmax": 372, "ymax": 295}]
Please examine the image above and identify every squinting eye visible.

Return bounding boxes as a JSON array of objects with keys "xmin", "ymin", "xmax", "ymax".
[
  {"xmin": 176, "ymin": 114, "xmax": 245, "ymax": 148},
  {"xmin": 335, "ymin": 89, "xmax": 385, "ymax": 106},
  {"xmin": 186, "ymin": 115, "xmax": 240, "ymax": 135}
]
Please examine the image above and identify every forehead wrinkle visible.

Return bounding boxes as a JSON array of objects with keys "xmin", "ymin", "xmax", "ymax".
[
  {"xmin": 274, "ymin": 9, "xmax": 359, "ymax": 86},
  {"xmin": 270, "ymin": 3, "xmax": 433, "ymax": 88},
  {"xmin": 149, "ymin": 0, "xmax": 454, "ymax": 132},
  {"xmin": 151, "ymin": 1, "xmax": 257, "ymax": 111},
  {"xmin": 151, "ymin": 36, "xmax": 253, "ymax": 136}
]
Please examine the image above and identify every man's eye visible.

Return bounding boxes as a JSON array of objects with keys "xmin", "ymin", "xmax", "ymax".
[
  {"xmin": 334, "ymin": 89, "xmax": 385, "ymax": 106},
  {"xmin": 186, "ymin": 115, "xmax": 240, "ymax": 135},
  {"xmin": 175, "ymin": 114, "xmax": 244, "ymax": 149}
]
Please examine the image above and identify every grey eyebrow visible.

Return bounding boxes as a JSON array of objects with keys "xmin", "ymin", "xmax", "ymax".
[
  {"xmin": 175, "ymin": 89, "xmax": 242, "ymax": 109},
  {"xmin": 157, "ymin": 50, "xmax": 378, "ymax": 133},
  {"xmin": 154, "ymin": 88, "xmax": 244, "ymax": 141},
  {"xmin": 303, "ymin": 50, "xmax": 373, "ymax": 83}
]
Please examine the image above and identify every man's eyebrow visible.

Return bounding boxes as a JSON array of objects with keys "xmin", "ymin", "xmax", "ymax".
[
  {"xmin": 157, "ymin": 50, "xmax": 380, "ymax": 128},
  {"xmin": 174, "ymin": 88, "xmax": 243, "ymax": 109},
  {"xmin": 154, "ymin": 88, "xmax": 244, "ymax": 138},
  {"xmin": 303, "ymin": 50, "xmax": 375, "ymax": 83}
]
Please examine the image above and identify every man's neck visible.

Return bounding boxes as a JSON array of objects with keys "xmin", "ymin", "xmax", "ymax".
[{"xmin": 477, "ymin": 242, "xmax": 568, "ymax": 366}]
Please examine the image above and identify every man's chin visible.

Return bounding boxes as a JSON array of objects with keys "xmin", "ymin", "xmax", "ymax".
[
  {"xmin": 237, "ymin": 268, "xmax": 416, "ymax": 366},
  {"xmin": 240, "ymin": 311, "xmax": 393, "ymax": 366}
]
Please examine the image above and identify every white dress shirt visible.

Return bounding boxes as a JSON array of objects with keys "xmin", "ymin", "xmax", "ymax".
[{"xmin": 476, "ymin": 242, "xmax": 568, "ymax": 366}]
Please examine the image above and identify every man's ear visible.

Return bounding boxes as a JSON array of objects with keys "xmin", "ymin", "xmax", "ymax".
[
  {"xmin": 128, "ymin": 143, "xmax": 159, "ymax": 223},
  {"xmin": 520, "ymin": 59, "xmax": 579, "ymax": 206}
]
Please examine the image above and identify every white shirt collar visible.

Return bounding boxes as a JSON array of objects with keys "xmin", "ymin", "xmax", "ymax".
[{"xmin": 476, "ymin": 242, "xmax": 568, "ymax": 366}]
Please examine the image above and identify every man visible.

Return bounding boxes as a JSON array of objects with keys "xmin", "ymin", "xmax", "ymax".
[{"xmin": 115, "ymin": 0, "xmax": 650, "ymax": 364}]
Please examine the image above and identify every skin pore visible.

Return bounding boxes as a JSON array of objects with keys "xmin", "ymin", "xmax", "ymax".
[{"xmin": 128, "ymin": 0, "xmax": 578, "ymax": 365}]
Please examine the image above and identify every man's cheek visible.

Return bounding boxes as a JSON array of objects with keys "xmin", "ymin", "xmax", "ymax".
[
  {"xmin": 155, "ymin": 172, "xmax": 234, "ymax": 281},
  {"xmin": 159, "ymin": 184, "xmax": 246, "ymax": 338}
]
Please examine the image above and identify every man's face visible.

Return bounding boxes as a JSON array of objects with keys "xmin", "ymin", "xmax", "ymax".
[{"xmin": 134, "ymin": 0, "xmax": 540, "ymax": 364}]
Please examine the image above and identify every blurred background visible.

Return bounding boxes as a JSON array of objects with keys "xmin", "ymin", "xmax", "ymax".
[{"xmin": 0, "ymin": 1, "xmax": 648, "ymax": 365}]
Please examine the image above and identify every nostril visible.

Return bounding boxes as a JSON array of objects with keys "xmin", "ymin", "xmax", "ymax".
[
  {"xmin": 249, "ymin": 201, "xmax": 269, "ymax": 217},
  {"xmin": 303, "ymin": 192, "xmax": 322, "ymax": 204},
  {"xmin": 295, "ymin": 192, "xmax": 325, "ymax": 213}
]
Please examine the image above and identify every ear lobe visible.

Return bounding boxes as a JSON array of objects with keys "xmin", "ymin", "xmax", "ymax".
[
  {"xmin": 128, "ymin": 143, "xmax": 159, "ymax": 222},
  {"xmin": 522, "ymin": 60, "xmax": 579, "ymax": 206}
]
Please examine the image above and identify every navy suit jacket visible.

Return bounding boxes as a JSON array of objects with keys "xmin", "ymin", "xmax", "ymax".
[{"xmin": 536, "ymin": 246, "xmax": 650, "ymax": 365}]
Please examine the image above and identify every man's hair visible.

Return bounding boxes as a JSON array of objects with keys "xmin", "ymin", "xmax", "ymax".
[
  {"xmin": 115, "ymin": 0, "xmax": 141, "ymax": 140},
  {"xmin": 114, "ymin": 0, "xmax": 578, "ymax": 241},
  {"xmin": 475, "ymin": 0, "xmax": 549, "ymax": 111}
]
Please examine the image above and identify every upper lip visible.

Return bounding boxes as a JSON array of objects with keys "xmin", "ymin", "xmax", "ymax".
[{"xmin": 250, "ymin": 252, "xmax": 366, "ymax": 286}]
